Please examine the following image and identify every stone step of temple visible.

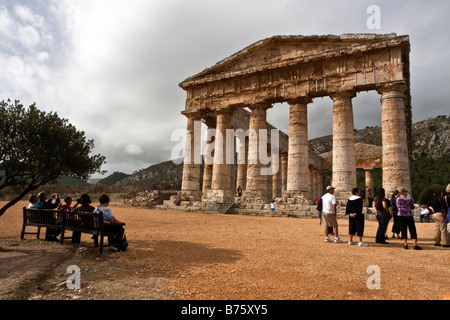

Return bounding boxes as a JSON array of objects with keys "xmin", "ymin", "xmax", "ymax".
[{"xmin": 205, "ymin": 202, "xmax": 234, "ymax": 214}]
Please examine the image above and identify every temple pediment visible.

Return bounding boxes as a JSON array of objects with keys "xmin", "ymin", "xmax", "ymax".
[{"xmin": 180, "ymin": 33, "xmax": 409, "ymax": 88}]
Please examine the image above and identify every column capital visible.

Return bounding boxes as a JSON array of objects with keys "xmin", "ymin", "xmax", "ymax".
[
  {"xmin": 287, "ymin": 96, "xmax": 313, "ymax": 105},
  {"xmin": 376, "ymin": 81, "xmax": 408, "ymax": 95},
  {"xmin": 248, "ymin": 102, "xmax": 272, "ymax": 111},
  {"xmin": 181, "ymin": 111, "xmax": 203, "ymax": 120},
  {"xmin": 330, "ymin": 90, "xmax": 357, "ymax": 102}
]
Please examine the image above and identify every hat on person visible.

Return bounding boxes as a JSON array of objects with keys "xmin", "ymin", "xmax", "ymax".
[{"xmin": 326, "ymin": 186, "xmax": 336, "ymax": 191}]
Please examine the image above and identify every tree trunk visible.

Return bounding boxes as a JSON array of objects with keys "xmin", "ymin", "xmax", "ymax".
[{"xmin": 0, "ymin": 184, "xmax": 40, "ymax": 218}]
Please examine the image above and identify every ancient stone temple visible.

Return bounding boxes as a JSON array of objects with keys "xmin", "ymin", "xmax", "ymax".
[{"xmin": 176, "ymin": 34, "xmax": 412, "ymax": 215}]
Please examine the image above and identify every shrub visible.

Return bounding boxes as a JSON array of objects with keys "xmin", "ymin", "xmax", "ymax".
[{"xmin": 417, "ymin": 184, "xmax": 444, "ymax": 205}]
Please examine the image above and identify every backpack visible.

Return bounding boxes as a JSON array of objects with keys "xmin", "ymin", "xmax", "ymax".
[
  {"xmin": 316, "ymin": 198, "xmax": 323, "ymax": 212},
  {"xmin": 121, "ymin": 233, "xmax": 129, "ymax": 251}
]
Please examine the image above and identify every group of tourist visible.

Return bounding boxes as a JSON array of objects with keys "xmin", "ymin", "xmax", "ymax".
[
  {"xmin": 27, "ymin": 192, "xmax": 125, "ymax": 250},
  {"xmin": 318, "ymin": 183, "xmax": 450, "ymax": 250}
]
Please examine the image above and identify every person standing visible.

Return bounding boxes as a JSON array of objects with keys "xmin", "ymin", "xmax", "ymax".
[
  {"xmin": 373, "ymin": 188, "xmax": 391, "ymax": 244},
  {"xmin": 270, "ymin": 200, "xmax": 276, "ymax": 216},
  {"xmin": 346, "ymin": 187, "xmax": 367, "ymax": 247},
  {"xmin": 396, "ymin": 186, "xmax": 422, "ymax": 250},
  {"xmin": 321, "ymin": 186, "xmax": 342, "ymax": 243},
  {"xmin": 429, "ymin": 189, "xmax": 449, "ymax": 247},
  {"xmin": 390, "ymin": 190, "xmax": 401, "ymax": 238}
]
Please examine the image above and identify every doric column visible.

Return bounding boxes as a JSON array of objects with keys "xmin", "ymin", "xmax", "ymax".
[
  {"xmin": 245, "ymin": 103, "xmax": 272, "ymax": 200},
  {"xmin": 315, "ymin": 169, "xmax": 322, "ymax": 200},
  {"xmin": 202, "ymin": 117, "xmax": 216, "ymax": 193},
  {"xmin": 272, "ymin": 150, "xmax": 282, "ymax": 199},
  {"xmin": 211, "ymin": 110, "xmax": 233, "ymax": 201},
  {"xmin": 281, "ymin": 152, "xmax": 288, "ymax": 193},
  {"xmin": 331, "ymin": 90, "xmax": 357, "ymax": 200},
  {"xmin": 378, "ymin": 82, "xmax": 411, "ymax": 196},
  {"xmin": 236, "ymin": 136, "xmax": 248, "ymax": 191},
  {"xmin": 365, "ymin": 168, "xmax": 374, "ymax": 203},
  {"xmin": 181, "ymin": 113, "xmax": 202, "ymax": 200},
  {"xmin": 286, "ymin": 97, "xmax": 312, "ymax": 198}
]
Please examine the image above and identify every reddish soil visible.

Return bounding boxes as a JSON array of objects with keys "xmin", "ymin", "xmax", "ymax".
[{"xmin": 1, "ymin": 200, "xmax": 449, "ymax": 300}]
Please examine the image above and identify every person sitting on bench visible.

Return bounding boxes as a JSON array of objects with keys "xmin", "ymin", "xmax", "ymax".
[{"xmin": 93, "ymin": 194, "xmax": 125, "ymax": 250}]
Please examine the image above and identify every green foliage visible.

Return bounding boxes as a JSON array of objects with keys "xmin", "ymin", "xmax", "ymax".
[
  {"xmin": 98, "ymin": 172, "xmax": 129, "ymax": 186},
  {"xmin": 417, "ymin": 184, "xmax": 445, "ymax": 205},
  {"xmin": 0, "ymin": 99, "xmax": 106, "ymax": 216},
  {"xmin": 410, "ymin": 155, "xmax": 450, "ymax": 200}
]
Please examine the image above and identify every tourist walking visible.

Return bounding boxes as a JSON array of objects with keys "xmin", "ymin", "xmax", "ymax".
[
  {"xmin": 373, "ymin": 188, "xmax": 391, "ymax": 244},
  {"xmin": 346, "ymin": 187, "xmax": 367, "ymax": 247},
  {"xmin": 429, "ymin": 189, "xmax": 449, "ymax": 247},
  {"xmin": 321, "ymin": 186, "xmax": 342, "ymax": 243},
  {"xmin": 396, "ymin": 186, "xmax": 422, "ymax": 250}
]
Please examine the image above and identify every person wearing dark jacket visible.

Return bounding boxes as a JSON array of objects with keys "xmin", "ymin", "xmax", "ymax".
[
  {"xmin": 346, "ymin": 187, "xmax": 368, "ymax": 247},
  {"xmin": 373, "ymin": 188, "xmax": 392, "ymax": 244},
  {"xmin": 430, "ymin": 189, "xmax": 449, "ymax": 247},
  {"xmin": 35, "ymin": 192, "xmax": 61, "ymax": 241}
]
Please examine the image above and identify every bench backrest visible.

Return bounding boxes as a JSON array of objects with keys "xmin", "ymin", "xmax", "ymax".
[
  {"xmin": 62, "ymin": 210, "xmax": 104, "ymax": 234},
  {"xmin": 23, "ymin": 208, "xmax": 62, "ymax": 227}
]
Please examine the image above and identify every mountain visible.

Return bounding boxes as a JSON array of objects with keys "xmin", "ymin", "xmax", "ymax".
[
  {"xmin": 113, "ymin": 160, "xmax": 186, "ymax": 190},
  {"xmin": 309, "ymin": 115, "xmax": 450, "ymax": 159},
  {"xmin": 97, "ymin": 172, "xmax": 129, "ymax": 186},
  {"xmin": 411, "ymin": 115, "xmax": 450, "ymax": 159},
  {"xmin": 106, "ymin": 116, "xmax": 449, "ymax": 198}
]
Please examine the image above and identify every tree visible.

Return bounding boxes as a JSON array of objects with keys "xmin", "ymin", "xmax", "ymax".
[{"xmin": 0, "ymin": 99, "xmax": 106, "ymax": 217}]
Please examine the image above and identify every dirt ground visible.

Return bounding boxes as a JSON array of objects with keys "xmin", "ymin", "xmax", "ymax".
[{"xmin": 1, "ymin": 200, "xmax": 449, "ymax": 301}]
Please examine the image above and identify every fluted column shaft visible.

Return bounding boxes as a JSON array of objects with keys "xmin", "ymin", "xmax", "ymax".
[
  {"xmin": 286, "ymin": 98, "xmax": 312, "ymax": 198},
  {"xmin": 181, "ymin": 113, "xmax": 202, "ymax": 199},
  {"xmin": 202, "ymin": 118, "xmax": 216, "ymax": 193},
  {"xmin": 246, "ymin": 103, "xmax": 271, "ymax": 199},
  {"xmin": 211, "ymin": 111, "xmax": 233, "ymax": 200},
  {"xmin": 378, "ymin": 83, "xmax": 411, "ymax": 196},
  {"xmin": 331, "ymin": 91, "xmax": 357, "ymax": 199}
]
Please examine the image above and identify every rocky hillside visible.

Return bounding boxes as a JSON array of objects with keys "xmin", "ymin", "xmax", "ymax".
[
  {"xmin": 113, "ymin": 160, "xmax": 187, "ymax": 190},
  {"xmin": 411, "ymin": 115, "xmax": 450, "ymax": 159},
  {"xmin": 109, "ymin": 116, "xmax": 449, "ymax": 191},
  {"xmin": 309, "ymin": 115, "xmax": 450, "ymax": 159}
]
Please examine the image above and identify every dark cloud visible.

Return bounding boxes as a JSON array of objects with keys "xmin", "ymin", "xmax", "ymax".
[{"xmin": 0, "ymin": 0, "xmax": 449, "ymax": 178}]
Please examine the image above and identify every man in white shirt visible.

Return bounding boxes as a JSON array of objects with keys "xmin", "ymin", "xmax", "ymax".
[{"xmin": 321, "ymin": 186, "xmax": 342, "ymax": 243}]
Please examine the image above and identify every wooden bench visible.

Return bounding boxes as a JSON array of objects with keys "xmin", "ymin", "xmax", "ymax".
[
  {"xmin": 21, "ymin": 207, "xmax": 63, "ymax": 240},
  {"xmin": 21, "ymin": 208, "xmax": 125, "ymax": 254}
]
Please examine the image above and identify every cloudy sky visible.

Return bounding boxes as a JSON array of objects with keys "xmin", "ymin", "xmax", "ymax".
[{"xmin": 1, "ymin": 0, "xmax": 449, "ymax": 178}]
